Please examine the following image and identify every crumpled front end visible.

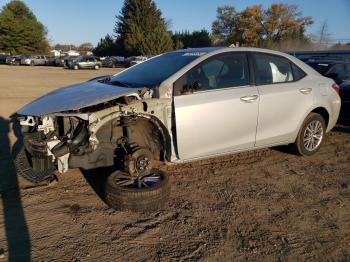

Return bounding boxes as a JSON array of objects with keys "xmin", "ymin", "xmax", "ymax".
[
  {"xmin": 17, "ymin": 115, "xmax": 90, "ymax": 177},
  {"xmin": 14, "ymin": 85, "xmax": 172, "ymax": 184}
]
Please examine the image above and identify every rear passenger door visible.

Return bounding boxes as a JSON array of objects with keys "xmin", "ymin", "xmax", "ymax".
[{"xmin": 252, "ymin": 53, "xmax": 312, "ymax": 147}]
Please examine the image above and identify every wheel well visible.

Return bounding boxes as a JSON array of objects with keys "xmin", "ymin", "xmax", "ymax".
[
  {"xmin": 311, "ymin": 107, "xmax": 329, "ymax": 128},
  {"xmin": 124, "ymin": 116, "xmax": 171, "ymax": 162}
]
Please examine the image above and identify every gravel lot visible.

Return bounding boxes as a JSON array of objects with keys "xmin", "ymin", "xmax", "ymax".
[{"xmin": 0, "ymin": 65, "xmax": 349, "ymax": 261}]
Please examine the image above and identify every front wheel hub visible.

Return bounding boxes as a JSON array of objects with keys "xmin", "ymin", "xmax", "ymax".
[{"xmin": 125, "ymin": 148, "xmax": 154, "ymax": 176}]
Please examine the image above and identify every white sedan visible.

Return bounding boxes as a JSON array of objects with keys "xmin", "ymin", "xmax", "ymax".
[{"xmin": 16, "ymin": 47, "xmax": 341, "ymax": 211}]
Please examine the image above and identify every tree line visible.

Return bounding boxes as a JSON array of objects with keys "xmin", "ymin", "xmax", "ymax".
[
  {"xmin": 94, "ymin": 1, "xmax": 315, "ymax": 56},
  {"xmin": 0, "ymin": 0, "xmax": 349, "ymax": 56}
]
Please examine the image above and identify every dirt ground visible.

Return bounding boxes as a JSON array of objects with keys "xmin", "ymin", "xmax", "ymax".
[{"xmin": 0, "ymin": 65, "xmax": 349, "ymax": 261}]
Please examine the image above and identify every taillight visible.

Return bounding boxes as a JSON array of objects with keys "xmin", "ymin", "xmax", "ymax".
[{"xmin": 332, "ymin": 83, "xmax": 340, "ymax": 94}]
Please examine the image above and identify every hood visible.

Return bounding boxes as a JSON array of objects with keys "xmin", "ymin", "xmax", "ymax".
[{"xmin": 17, "ymin": 80, "xmax": 142, "ymax": 116}]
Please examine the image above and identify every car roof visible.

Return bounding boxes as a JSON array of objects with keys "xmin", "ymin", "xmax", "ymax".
[{"xmin": 170, "ymin": 46, "xmax": 299, "ymax": 57}]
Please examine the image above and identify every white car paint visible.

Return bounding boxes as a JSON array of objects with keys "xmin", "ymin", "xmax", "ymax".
[{"xmin": 159, "ymin": 47, "xmax": 341, "ymax": 162}]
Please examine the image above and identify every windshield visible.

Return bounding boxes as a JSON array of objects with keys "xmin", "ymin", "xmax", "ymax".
[{"xmin": 109, "ymin": 52, "xmax": 202, "ymax": 87}]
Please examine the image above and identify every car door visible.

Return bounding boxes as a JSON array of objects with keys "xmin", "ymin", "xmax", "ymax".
[
  {"xmin": 39, "ymin": 56, "xmax": 45, "ymax": 65},
  {"xmin": 34, "ymin": 56, "xmax": 40, "ymax": 65},
  {"xmin": 79, "ymin": 57, "xmax": 88, "ymax": 68},
  {"xmin": 173, "ymin": 52, "xmax": 259, "ymax": 160},
  {"xmin": 252, "ymin": 53, "xmax": 312, "ymax": 147},
  {"xmin": 87, "ymin": 57, "xmax": 96, "ymax": 68}
]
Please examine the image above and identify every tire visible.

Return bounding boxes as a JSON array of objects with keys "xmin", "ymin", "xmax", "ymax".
[
  {"xmin": 14, "ymin": 147, "xmax": 56, "ymax": 184},
  {"xmin": 94, "ymin": 65, "xmax": 100, "ymax": 70},
  {"xmin": 290, "ymin": 113, "xmax": 326, "ymax": 156},
  {"xmin": 104, "ymin": 169, "xmax": 170, "ymax": 212}
]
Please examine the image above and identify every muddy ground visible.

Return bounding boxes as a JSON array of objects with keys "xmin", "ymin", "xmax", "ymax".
[{"xmin": 0, "ymin": 65, "xmax": 349, "ymax": 261}]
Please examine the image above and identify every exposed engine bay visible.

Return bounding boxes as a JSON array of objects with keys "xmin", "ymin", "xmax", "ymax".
[{"xmin": 17, "ymin": 91, "xmax": 172, "ymax": 180}]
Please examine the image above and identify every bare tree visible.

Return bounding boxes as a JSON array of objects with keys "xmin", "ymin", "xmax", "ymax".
[{"xmin": 318, "ymin": 20, "xmax": 331, "ymax": 49}]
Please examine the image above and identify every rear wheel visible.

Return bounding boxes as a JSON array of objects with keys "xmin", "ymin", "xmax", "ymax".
[
  {"xmin": 104, "ymin": 169, "xmax": 170, "ymax": 212},
  {"xmin": 290, "ymin": 113, "xmax": 326, "ymax": 156}
]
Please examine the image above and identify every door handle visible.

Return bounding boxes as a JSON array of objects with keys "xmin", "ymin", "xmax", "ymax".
[
  {"xmin": 299, "ymin": 87, "xmax": 312, "ymax": 94},
  {"xmin": 240, "ymin": 95, "xmax": 259, "ymax": 103}
]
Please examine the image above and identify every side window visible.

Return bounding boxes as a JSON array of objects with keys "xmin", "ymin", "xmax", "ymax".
[
  {"xmin": 253, "ymin": 54, "xmax": 294, "ymax": 84},
  {"xmin": 174, "ymin": 53, "xmax": 249, "ymax": 95},
  {"xmin": 291, "ymin": 63, "xmax": 306, "ymax": 81}
]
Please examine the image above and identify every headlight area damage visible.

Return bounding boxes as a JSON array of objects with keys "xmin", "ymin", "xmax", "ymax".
[
  {"xmin": 15, "ymin": 82, "xmax": 171, "ymax": 210},
  {"xmin": 15, "ymin": 88, "xmax": 172, "ymax": 185}
]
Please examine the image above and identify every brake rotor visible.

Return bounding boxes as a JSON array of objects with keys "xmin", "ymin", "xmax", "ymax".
[{"xmin": 125, "ymin": 148, "xmax": 154, "ymax": 176}]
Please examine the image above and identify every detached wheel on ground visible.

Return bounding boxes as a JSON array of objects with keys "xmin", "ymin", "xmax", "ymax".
[
  {"xmin": 73, "ymin": 65, "xmax": 79, "ymax": 70},
  {"xmin": 94, "ymin": 65, "xmax": 100, "ymax": 70},
  {"xmin": 104, "ymin": 169, "xmax": 170, "ymax": 212},
  {"xmin": 290, "ymin": 112, "xmax": 326, "ymax": 156}
]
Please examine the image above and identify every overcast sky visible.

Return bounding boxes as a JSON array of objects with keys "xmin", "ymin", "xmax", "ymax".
[{"xmin": 1, "ymin": 0, "xmax": 350, "ymax": 46}]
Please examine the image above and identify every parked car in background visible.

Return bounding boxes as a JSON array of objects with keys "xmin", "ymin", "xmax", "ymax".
[
  {"xmin": 67, "ymin": 55, "xmax": 102, "ymax": 70},
  {"xmin": 55, "ymin": 55, "xmax": 79, "ymax": 67},
  {"xmin": 47, "ymin": 56, "xmax": 58, "ymax": 66},
  {"xmin": 102, "ymin": 56, "xmax": 125, "ymax": 68},
  {"xmin": 5, "ymin": 55, "xmax": 22, "ymax": 65},
  {"xmin": 15, "ymin": 47, "xmax": 341, "ymax": 211},
  {"xmin": 21, "ymin": 55, "xmax": 48, "ymax": 66},
  {"xmin": 55, "ymin": 56, "xmax": 68, "ymax": 67},
  {"xmin": 290, "ymin": 50, "xmax": 350, "ymax": 62},
  {"xmin": 0, "ymin": 54, "xmax": 9, "ymax": 64},
  {"xmin": 306, "ymin": 60, "xmax": 350, "ymax": 85},
  {"xmin": 339, "ymin": 82, "xmax": 350, "ymax": 106},
  {"xmin": 126, "ymin": 56, "xmax": 148, "ymax": 67}
]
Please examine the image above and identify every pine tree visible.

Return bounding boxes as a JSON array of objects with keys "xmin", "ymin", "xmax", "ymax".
[
  {"xmin": 114, "ymin": 0, "xmax": 173, "ymax": 56},
  {"xmin": 0, "ymin": 0, "xmax": 49, "ymax": 54},
  {"xmin": 93, "ymin": 34, "xmax": 124, "ymax": 56},
  {"xmin": 172, "ymin": 30, "xmax": 212, "ymax": 49}
]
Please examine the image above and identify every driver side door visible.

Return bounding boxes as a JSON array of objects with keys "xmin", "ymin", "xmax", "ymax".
[{"xmin": 173, "ymin": 52, "xmax": 259, "ymax": 160}]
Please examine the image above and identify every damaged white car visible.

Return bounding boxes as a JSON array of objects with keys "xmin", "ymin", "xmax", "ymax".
[{"xmin": 15, "ymin": 47, "xmax": 341, "ymax": 211}]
